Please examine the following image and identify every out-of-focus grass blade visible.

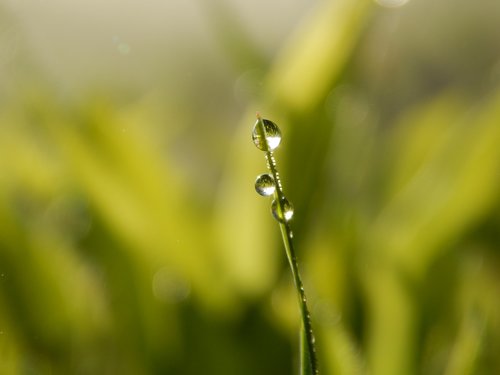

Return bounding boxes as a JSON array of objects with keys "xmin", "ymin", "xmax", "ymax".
[
  {"xmin": 370, "ymin": 90, "xmax": 500, "ymax": 278},
  {"xmin": 39, "ymin": 100, "xmax": 235, "ymax": 312},
  {"xmin": 443, "ymin": 248, "xmax": 498, "ymax": 375},
  {"xmin": 266, "ymin": 0, "xmax": 372, "ymax": 113},
  {"xmin": 362, "ymin": 89, "xmax": 500, "ymax": 375}
]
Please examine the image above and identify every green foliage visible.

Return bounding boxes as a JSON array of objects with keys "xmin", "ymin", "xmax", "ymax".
[{"xmin": 2, "ymin": 0, "xmax": 500, "ymax": 374}]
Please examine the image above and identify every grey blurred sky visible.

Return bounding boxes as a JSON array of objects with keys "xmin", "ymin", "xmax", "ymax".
[{"xmin": 2, "ymin": 0, "xmax": 316, "ymax": 89}]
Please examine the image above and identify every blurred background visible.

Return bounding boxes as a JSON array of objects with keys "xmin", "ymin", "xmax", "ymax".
[{"xmin": 1, "ymin": 0, "xmax": 500, "ymax": 374}]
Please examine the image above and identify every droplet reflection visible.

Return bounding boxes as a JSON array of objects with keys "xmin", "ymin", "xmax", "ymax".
[
  {"xmin": 255, "ymin": 173, "xmax": 276, "ymax": 196},
  {"xmin": 271, "ymin": 197, "xmax": 294, "ymax": 223},
  {"xmin": 252, "ymin": 119, "xmax": 282, "ymax": 152}
]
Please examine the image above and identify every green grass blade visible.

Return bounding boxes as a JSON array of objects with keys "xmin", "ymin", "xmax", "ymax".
[
  {"xmin": 300, "ymin": 322, "xmax": 313, "ymax": 375},
  {"xmin": 279, "ymin": 221, "xmax": 317, "ymax": 375},
  {"xmin": 253, "ymin": 116, "xmax": 318, "ymax": 374}
]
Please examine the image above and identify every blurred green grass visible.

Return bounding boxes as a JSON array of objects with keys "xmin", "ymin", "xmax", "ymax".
[{"xmin": 1, "ymin": 0, "xmax": 500, "ymax": 374}]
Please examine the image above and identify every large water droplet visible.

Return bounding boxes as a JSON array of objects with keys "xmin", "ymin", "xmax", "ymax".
[
  {"xmin": 255, "ymin": 173, "xmax": 276, "ymax": 196},
  {"xmin": 271, "ymin": 197, "xmax": 294, "ymax": 223},
  {"xmin": 252, "ymin": 118, "xmax": 282, "ymax": 152}
]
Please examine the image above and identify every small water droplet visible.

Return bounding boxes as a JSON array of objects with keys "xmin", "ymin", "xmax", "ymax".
[
  {"xmin": 255, "ymin": 174, "xmax": 276, "ymax": 196},
  {"xmin": 271, "ymin": 197, "xmax": 294, "ymax": 223},
  {"xmin": 252, "ymin": 119, "xmax": 282, "ymax": 152}
]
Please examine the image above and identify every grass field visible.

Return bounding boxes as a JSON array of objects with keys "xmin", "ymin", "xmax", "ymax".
[{"xmin": 1, "ymin": 0, "xmax": 500, "ymax": 374}]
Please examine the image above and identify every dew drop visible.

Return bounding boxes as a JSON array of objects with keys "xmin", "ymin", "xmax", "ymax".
[
  {"xmin": 255, "ymin": 173, "xmax": 276, "ymax": 196},
  {"xmin": 252, "ymin": 118, "xmax": 282, "ymax": 152},
  {"xmin": 271, "ymin": 197, "xmax": 294, "ymax": 223}
]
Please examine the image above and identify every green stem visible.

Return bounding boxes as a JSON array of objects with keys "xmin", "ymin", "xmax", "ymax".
[
  {"xmin": 256, "ymin": 117, "xmax": 318, "ymax": 374},
  {"xmin": 278, "ymin": 220, "xmax": 318, "ymax": 375}
]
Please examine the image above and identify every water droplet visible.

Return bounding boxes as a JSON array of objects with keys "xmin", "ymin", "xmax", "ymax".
[
  {"xmin": 252, "ymin": 119, "xmax": 282, "ymax": 152},
  {"xmin": 255, "ymin": 173, "xmax": 276, "ymax": 196},
  {"xmin": 271, "ymin": 197, "xmax": 294, "ymax": 223}
]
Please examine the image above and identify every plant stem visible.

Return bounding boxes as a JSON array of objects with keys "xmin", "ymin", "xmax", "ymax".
[
  {"xmin": 278, "ymin": 220, "xmax": 318, "ymax": 375},
  {"xmin": 256, "ymin": 116, "xmax": 318, "ymax": 374}
]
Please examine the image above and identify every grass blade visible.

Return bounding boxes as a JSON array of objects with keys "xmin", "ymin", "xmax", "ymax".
[{"xmin": 253, "ymin": 115, "xmax": 318, "ymax": 374}]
